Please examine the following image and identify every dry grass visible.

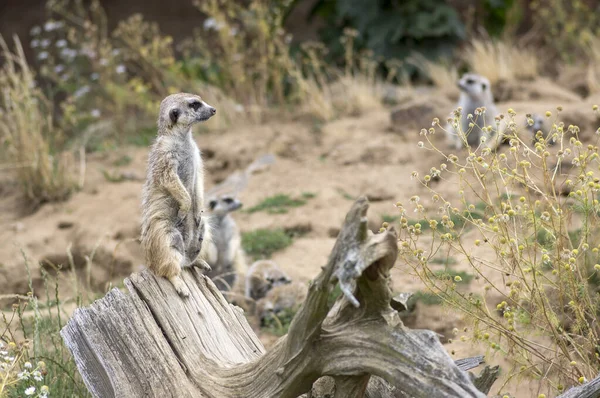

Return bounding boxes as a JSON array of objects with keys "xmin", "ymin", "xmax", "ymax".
[
  {"xmin": 0, "ymin": 35, "xmax": 75, "ymax": 205},
  {"xmin": 586, "ymin": 36, "xmax": 600, "ymax": 94},
  {"xmin": 408, "ymin": 53, "xmax": 458, "ymax": 90},
  {"xmin": 462, "ymin": 38, "xmax": 538, "ymax": 84}
]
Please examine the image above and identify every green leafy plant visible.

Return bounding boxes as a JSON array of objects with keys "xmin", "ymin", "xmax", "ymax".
[
  {"xmin": 246, "ymin": 194, "xmax": 312, "ymax": 214},
  {"xmin": 242, "ymin": 228, "xmax": 293, "ymax": 259}
]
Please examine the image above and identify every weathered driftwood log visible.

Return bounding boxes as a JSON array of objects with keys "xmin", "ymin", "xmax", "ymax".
[{"xmin": 61, "ymin": 197, "xmax": 490, "ymax": 397}]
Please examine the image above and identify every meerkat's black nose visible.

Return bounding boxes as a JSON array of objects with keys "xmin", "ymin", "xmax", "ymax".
[{"xmin": 210, "ymin": 107, "xmax": 216, "ymax": 115}]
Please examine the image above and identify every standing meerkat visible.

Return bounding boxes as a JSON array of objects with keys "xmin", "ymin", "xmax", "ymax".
[
  {"xmin": 203, "ymin": 194, "xmax": 246, "ymax": 291},
  {"xmin": 245, "ymin": 260, "xmax": 291, "ymax": 301},
  {"xmin": 446, "ymin": 73, "xmax": 505, "ymax": 150},
  {"xmin": 141, "ymin": 92, "xmax": 216, "ymax": 297}
]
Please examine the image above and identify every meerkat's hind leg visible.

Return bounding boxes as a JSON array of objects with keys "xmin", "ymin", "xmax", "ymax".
[{"xmin": 162, "ymin": 227, "xmax": 191, "ymax": 297}]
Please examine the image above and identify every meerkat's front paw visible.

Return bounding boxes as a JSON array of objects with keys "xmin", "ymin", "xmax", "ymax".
[
  {"xmin": 192, "ymin": 257, "xmax": 211, "ymax": 272},
  {"xmin": 168, "ymin": 275, "xmax": 190, "ymax": 297}
]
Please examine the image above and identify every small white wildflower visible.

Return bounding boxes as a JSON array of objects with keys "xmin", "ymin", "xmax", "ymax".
[
  {"xmin": 54, "ymin": 65, "xmax": 65, "ymax": 73},
  {"xmin": 112, "ymin": 48, "xmax": 121, "ymax": 56},
  {"xmin": 480, "ymin": 136, "xmax": 487, "ymax": 143},
  {"xmin": 56, "ymin": 39, "xmax": 67, "ymax": 48},
  {"xmin": 80, "ymin": 47, "xmax": 97, "ymax": 59},
  {"xmin": 115, "ymin": 64, "xmax": 126, "ymax": 74},
  {"xmin": 24, "ymin": 386, "xmax": 35, "ymax": 396},
  {"xmin": 30, "ymin": 26, "xmax": 42, "ymax": 35},
  {"xmin": 203, "ymin": 17, "xmax": 221, "ymax": 31},
  {"xmin": 7, "ymin": 356, "xmax": 14, "ymax": 362},
  {"xmin": 33, "ymin": 370, "xmax": 43, "ymax": 381},
  {"xmin": 24, "ymin": 361, "xmax": 32, "ymax": 369},
  {"xmin": 60, "ymin": 48, "xmax": 77, "ymax": 59},
  {"xmin": 37, "ymin": 51, "xmax": 49, "ymax": 60},
  {"xmin": 40, "ymin": 39, "xmax": 50, "ymax": 48},
  {"xmin": 417, "ymin": 141, "xmax": 424, "ymax": 148},
  {"xmin": 18, "ymin": 370, "xmax": 29, "ymax": 380},
  {"xmin": 90, "ymin": 109, "xmax": 101, "ymax": 118},
  {"xmin": 44, "ymin": 21, "xmax": 57, "ymax": 31},
  {"xmin": 73, "ymin": 85, "xmax": 91, "ymax": 98},
  {"xmin": 31, "ymin": 39, "xmax": 40, "ymax": 48}
]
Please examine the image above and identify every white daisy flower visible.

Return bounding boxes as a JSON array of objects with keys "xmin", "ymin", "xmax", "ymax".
[
  {"xmin": 24, "ymin": 361, "xmax": 32, "ymax": 369},
  {"xmin": 115, "ymin": 64, "xmax": 126, "ymax": 74},
  {"xmin": 24, "ymin": 386, "xmax": 35, "ymax": 395}
]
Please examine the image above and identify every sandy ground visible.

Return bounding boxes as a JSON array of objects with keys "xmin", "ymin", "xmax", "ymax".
[{"xmin": 1, "ymin": 78, "xmax": 599, "ymax": 397}]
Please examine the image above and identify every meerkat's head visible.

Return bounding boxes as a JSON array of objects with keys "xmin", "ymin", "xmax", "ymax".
[
  {"xmin": 457, "ymin": 73, "xmax": 492, "ymax": 102},
  {"xmin": 208, "ymin": 195, "xmax": 243, "ymax": 218},
  {"xmin": 264, "ymin": 267, "xmax": 292, "ymax": 289},
  {"xmin": 158, "ymin": 92, "xmax": 216, "ymax": 134},
  {"xmin": 526, "ymin": 113, "xmax": 545, "ymax": 133}
]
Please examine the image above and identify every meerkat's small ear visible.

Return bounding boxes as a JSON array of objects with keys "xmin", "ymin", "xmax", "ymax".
[{"xmin": 169, "ymin": 108, "xmax": 180, "ymax": 124}]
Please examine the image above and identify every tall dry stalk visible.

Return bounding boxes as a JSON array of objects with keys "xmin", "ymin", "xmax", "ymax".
[{"xmin": 0, "ymin": 35, "xmax": 74, "ymax": 204}]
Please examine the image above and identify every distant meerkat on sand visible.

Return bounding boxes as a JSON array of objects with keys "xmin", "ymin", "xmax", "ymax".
[
  {"xmin": 202, "ymin": 194, "xmax": 246, "ymax": 291},
  {"xmin": 446, "ymin": 73, "xmax": 505, "ymax": 150},
  {"xmin": 245, "ymin": 260, "xmax": 291, "ymax": 301},
  {"xmin": 141, "ymin": 93, "xmax": 216, "ymax": 297},
  {"xmin": 526, "ymin": 113, "xmax": 555, "ymax": 146}
]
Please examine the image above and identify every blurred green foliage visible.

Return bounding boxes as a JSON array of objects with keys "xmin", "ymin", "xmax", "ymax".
[{"xmin": 307, "ymin": 0, "xmax": 465, "ymax": 74}]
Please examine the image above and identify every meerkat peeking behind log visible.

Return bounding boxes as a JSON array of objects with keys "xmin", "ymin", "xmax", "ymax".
[
  {"xmin": 141, "ymin": 93, "xmax": 216, "ymax": 297},
  {"xmin": 446, "ymin": 73, "xmax": 505, "ymax": 150},
  {"xmin": 245, "ymin": 260, "xmax": 292, "ymax": 301}
]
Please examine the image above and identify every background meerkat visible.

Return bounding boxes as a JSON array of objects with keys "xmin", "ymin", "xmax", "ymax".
[
  {"xmin": 141, "ymin": 92, "xmax": 216, "ymax": 297},
  {"xmin": 245, "ymin": 259, "xmax": 291, "ymax": 301},
  {"xmin": 526, "ymin": 113, "xmax": 555, "ymax": 146},
  {"xmin": 202, "ymin": 154, "xmax": 276, "ymax": 292},
  {"xmin": 202, "ymin": 194, "xmax": 246, "ymax": 291},
  {"xmin": 446, "ymin": 73, "xmax": 505, "ymax": 150},
  {"xmin": 255, "ymin": 281, "xmax": 307, "ymax": 325}
]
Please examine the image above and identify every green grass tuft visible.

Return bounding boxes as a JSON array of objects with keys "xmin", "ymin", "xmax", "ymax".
[
  {"xmin": 242, "ymin": 229, "xmax": 293, "ymax": 259},
  {"xmin": 246, "ymin": 194, "xmax": 313, "ymax": 214}
]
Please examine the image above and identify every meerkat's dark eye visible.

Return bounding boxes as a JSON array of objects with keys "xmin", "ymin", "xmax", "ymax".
[
  {"xmin": 266, "ymin": 277, "xmax": 274, "ymax": 284},
  {"xmin": 481, "ymin": 83, "xmax": 488, "ymax": 90},
  {"xmin": 223, "ymin": 197, "xmax": 234, "ymax": 204},
  {"xmin": 209, "ymin": 200, "xmax": 217, "ymax": 209},
  {"xmin": 465, "ymin": 78, "xmax": 475, "ymax": 85},
  {"xmin": 189, "ymin": 101, "xmax": 202, "ymax": 111},
  {"xmin": 169, "ymin": 108, "xmax": 180, "ymax": 124},
  {"xmin": 278, "ymin": 277, "xmax": 287, "ymax": 283}
]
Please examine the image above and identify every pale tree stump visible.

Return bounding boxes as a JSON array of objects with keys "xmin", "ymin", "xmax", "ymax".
[{"xmin": 60, "ymin": 197, "xmax": 600, "ymax": 397}]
